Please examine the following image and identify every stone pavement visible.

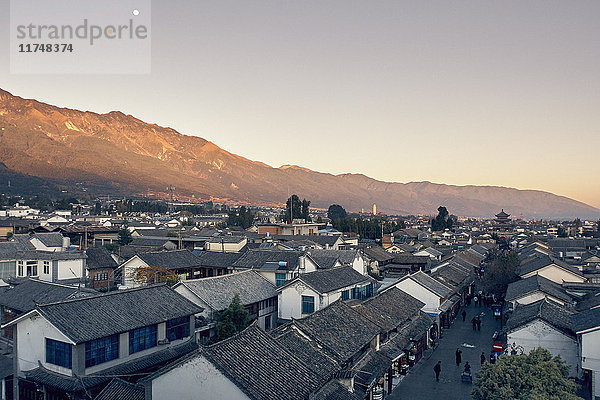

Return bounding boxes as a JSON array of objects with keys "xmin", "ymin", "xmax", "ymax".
[{"xmin": 389, "ymin": 302, "xmax": 502, "ymax": 400}]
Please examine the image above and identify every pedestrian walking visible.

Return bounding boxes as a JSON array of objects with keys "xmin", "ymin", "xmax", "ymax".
[
  {"xmin": 480, "ymin": 352, "xmax": 486, "ymax": 366},
  {"xmin": 462, "ymin": 310, "xmax": 467, "ymax": 321},
  {"xmin": 471, "ymin": 316, "xmax": 477, "ymax": 331},
  {"xmin": 476, "ymin": 316, "xmax": 481, "ymax": 331},
  {"xmin": 473, "ymin": 295, "xmax": 478, "ymax": 307},
  {"xmin": 490, "ymin": 353, "xmax": 496, "ymax": 364},
  {"xmin": 455, "ymin": 348, "xmax": 462, "ymax": 366},
  {"xmin": 434, "ymin": 361, "xmax": 441, "ymax": 381}
]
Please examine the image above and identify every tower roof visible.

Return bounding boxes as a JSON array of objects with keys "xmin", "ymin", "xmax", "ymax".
[{"xmin": 495, "ymin": 209, "xmax": 510, "ymax": 218}]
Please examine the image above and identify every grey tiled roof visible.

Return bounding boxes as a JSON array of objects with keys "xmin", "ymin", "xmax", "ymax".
[
  {"xmin": 130, "ymin": 237, "xmax": 175, "ymax": 248},
  {"xmin": 85, "ymin": 247, "xmax": 118, "ymax": 270},
  {"xmin": 352, "ymin": 288, "xmax": 424, "ymax": 332},
  {"xmin": 271, "ymin": 323, "xmax": 340, "ymax": 376},
  {"xmin": 26, "ymin": 339, "xmax": 197, "ymax": 393},
  {"xmin": 430, "ymin": 264, "xmax": 473, "ymax": 292},
  {"xmin": 506, "ymin": 299, "xmax": 575, "ymax": 337},
  {"xmin": 197, "ymin": 251, "xmax": 243, "ymax": 268},
  {"xmin": 202, "ymin": 324, "xmax": 323, "ymax": 400},
  {"xmin": 519, "ymin": 255, "xmax": 582, "ymax": 277},
  {"xmin": 293, "ymin": 301, "xmax": 381, "ymax": 363},
  {"xmin": 505, "ymin": 274, "xmax": 573, "ymax": 303},
  {"xmin": 362, "ymin": 246, "xmax": 394, "ymax": 263},
  {"xmin": 309, "ymin": 249, "xmax": 359, "ymax": 267},
  {"xmin": 291, "ymin": 267, "xmax": 370, "ymax": 294},
  {"xmin": 312, "ymin": 380, "xmax": 363, "ymax": 400},
  {"xmin": 34, "ymin": 285, "xmax": 202, "ymax": 343},
  {"xmin": 176, "ymin": 270, "xmax": 277, "ymax": 311},
  {"xmin": 94, "ymin": 379, "xmax": 144, "ymax": 400},
  {"xmin": 136, "ymin": 249, "xmax": 201, "ymax": 269},
  {"xmin": 352, "ymin": 350, "xmax": 391, "ymax": 393},
  {"xmin": 232, "ymin": 249, "xmax": 305, "ymax": 270},
  {"xmin": 0, "ymin": 278, "xmax": 94, "ymax": 313},
  {"xmin": 392, "ymin": 255, "xmax": 430, "ymax": 265},
  {"xmin": 572, "ymin": 308, "xmax": 600, "ymax": 333},
  {"xmin": 408, "ymin": 271, "xmax": 452, "ymax": 298},
  {"xmin": 379, "ymin": 313, "xmax": 435, "ymax": 360},
  {"xmin": 31, "ymin": 232, "xmax": 65, "ymax": 247}
]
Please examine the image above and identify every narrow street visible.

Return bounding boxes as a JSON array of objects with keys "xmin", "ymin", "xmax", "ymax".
[{"xmin": 389, "ymin": 301, "xmax": 502, "ymax": 400}]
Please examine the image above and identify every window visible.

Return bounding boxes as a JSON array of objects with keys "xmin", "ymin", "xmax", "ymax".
[
  {"xmin": 26, "ymin": 261, "xmax": 38, "ymax": 276},
  {"xmin": 85, "ymin": 334, "xmax": 119, "ymax": 367},
  {"xmin": 43, "ymin": 261, "xmax": 50, "ymax": 275},
  {"xmin": 302, "ymin": 296, "xmax": 314, "ymax": 314},
  {"xmin": 0, "ymin": 261, "xmax": 16, "ymax": 280},
  {"xmin": 46, "ymin": 338, "xmax": 72, "ymax": 368},
  {"xmin": 341, "ymin": 290, "xmax": 349, "ymax": 300},
  {"xmin": 351, "ymin": 287, "xmax": 360, "ymax": 299},
  {"xmin": 17, "ymin": 261, "xmax": 23, "ymax": 277},
  {"xmin": 129, "ymin": 325, "xmax": 157, "ymax": 354},
  {"xmin": 275, "ymin": 273, "xmax": 286, "ymax": 287},
  {"xmin": 264, "ymin": 315, "xmax": 271, "ymax": 331},
  {"xmin": 166, "ymin": 317, "xmax": 190, "ymax": 341}
]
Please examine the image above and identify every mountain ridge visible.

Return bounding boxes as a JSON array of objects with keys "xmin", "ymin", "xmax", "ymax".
[{"xmin": 0, "ymin": 88, "xmax": 597, "ymax": 219}]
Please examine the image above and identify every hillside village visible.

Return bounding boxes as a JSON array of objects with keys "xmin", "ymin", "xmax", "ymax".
[{"xmin": 0, "ymin": 198, "xmax": 599, "ymax": 400}]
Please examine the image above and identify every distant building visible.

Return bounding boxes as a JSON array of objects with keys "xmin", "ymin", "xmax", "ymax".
[
  {"xmin": 373, "ymin": 204, "xmax": 377, "ymax": 215},
  {"xmin": 494, "ymin": 209, "xmax": 512, "ymax": 228}
]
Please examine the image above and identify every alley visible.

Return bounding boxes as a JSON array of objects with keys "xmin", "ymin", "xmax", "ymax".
[{"xmin": 389, "ymin": 302, "xmax": 502, "ymax": 400}]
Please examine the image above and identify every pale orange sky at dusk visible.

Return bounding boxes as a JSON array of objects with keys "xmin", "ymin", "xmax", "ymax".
[{"xmin": 2, "ymin": 1, "xmax": 599, "ymax": 208}]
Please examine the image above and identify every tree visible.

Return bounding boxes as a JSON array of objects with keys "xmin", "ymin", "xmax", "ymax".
[
  {"xmin": 285, "ymin": 195, "xmax": 302, "ymax": 221},
  {"xmin": 103, "ymin": 243, "xmax": 120, "ymax": 253},
  {"xmin": 301, "ymin": 199, "xmax": 311, "ymax": 222},
  {"xmin": 480, "ymin": 252, "xmax": 520, "ymax": 297},
  {"xmin": 94, "ymin": 202, "xmax": 102, "ymax": 215},
  {"xmin": 472, "ymin": 348, "xmax": 582, "ymax": 400},
  {"xmin": 431, "ymin": 206, "xmax": 454, "ymax": 231},
  {"xmin": 117, "ymin": 226, "xmax": 133, "ymax": 246},
  {"xmin": 215, "ymin": 295, "xmax": 249, "ymax": 341},
  {"xmin": 557, "ymin": 226, "xmax": 568, "ymax": 237},
  {"xmin": 327, "ymin": 204, "xmax": 347, "ymax": 221},
  {"xmin": 131, "ymin": 265, "xmax": 180, "ymax": 286},
  {"xmin": 228, "ymin": 206, "xmax": 255, "ymax": 229}
]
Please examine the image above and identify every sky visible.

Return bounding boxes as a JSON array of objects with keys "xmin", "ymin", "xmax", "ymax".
[{"xmin": 1, "ymin": 1, "xmax": 599, "ymax": 208}]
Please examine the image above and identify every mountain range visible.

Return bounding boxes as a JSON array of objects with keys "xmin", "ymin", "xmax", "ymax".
[{"xmin": 0, "ymin": 88, "xmax": 597, "ymax": 219}]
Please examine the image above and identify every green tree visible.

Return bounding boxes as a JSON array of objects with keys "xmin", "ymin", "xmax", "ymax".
[
  {"xmin": 215, "ymin": 295, "xmax": 249, "ymax": 341},
  {"xmin": 301, "ymin": 199, "xmax": 311, "ymax": 222},
  {"xmin": 472, "ymin": 348, "xmax": 582, "ymax": 400},
  {"xmin": 94, "ymin": 202, "xmax": 102, "ymax": 215},
  {"xmin": 557, "ymin": 226, "xmax": 568, "ymax": 237},
  {"xmin": 431, "ymin": 206, "xmax": 454, "ymax": 231},
  {"xmin": 285, "ymin": 195, "xmax": 303, "ymax": 222},
  {"xmin": 117, "ymin": 226, "xmax": 133, "ymax": 246},
  {"xmin": 480, "ymin": 252, "xmax": 520, "ymax": 297},
  {"xmin": 228, "ymin": 206, "xmax": 255, "ymax": 229},
  {"xmin": 327, "ymin": 204, "xmax": 347, "ymax": 221},
  {"xmin": 103, "ymin": 243, "xmax": 120, "ymax": 253}
]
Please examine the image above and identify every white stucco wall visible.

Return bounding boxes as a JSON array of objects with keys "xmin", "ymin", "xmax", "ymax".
[
  {"xmin": 507, "ymin": 319, "xmax": 578, "ymax": 377},
  {"xmin": 57, "ymin": 259, "xmax": 85, "ymax": 281},
  {"xmin": 121, "ymin": 256, "xmax": 148, "ymax": 288},
  {"xmin": 151, "ymin": 354, "xmax": 251, "ymax": 400},
  {"xmin": 581, "ymin": 329, "xmax": 600, "ymax": 373},
  {"xmin": 279, "ymin": 282, "xmax": 321, "ymax": 320},
  {"xmin": 523, "ymin": 266, "xmax": 585, "ymax": 284},
  {"xmin": 394, "ymin": 279, "xmax": 441, "ymax": 316},
  {"xmin": 513, "ymin": 291, "xmax": 565, "ymax": 307},
  {"xmin": 174, "ymin": 284, "xmax": 212, "ymax": 319},
  {"xmin": 352, "ymin": 254, "xmax": 367, "ymax": 275},
  {"xmin": 16, "ymin": 314, "xmax": 74, "ymax": 375}
]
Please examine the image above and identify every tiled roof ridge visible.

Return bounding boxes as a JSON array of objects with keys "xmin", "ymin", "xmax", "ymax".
[
  {"xmin": 36, "ymin": 283, "xmax": 169, "ymax": 307},
  {"xmin": 203, "ymin": 321, "xmax": 321, "ymax": 377}
]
